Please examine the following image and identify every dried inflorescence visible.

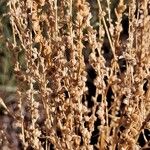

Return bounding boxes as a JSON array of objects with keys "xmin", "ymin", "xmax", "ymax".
[{"xmin": 0, "ymin": 0, "xmax": 150, "ymax": 149}]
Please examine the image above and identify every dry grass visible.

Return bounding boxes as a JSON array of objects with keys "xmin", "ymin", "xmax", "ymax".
[{"xmin": 0, "ymin": 0, "xmax": 150, "ymax": 149}]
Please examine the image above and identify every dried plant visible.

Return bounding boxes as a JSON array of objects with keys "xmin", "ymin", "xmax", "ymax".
[{"xmin": 0, "ymin": 0, "xmax": 150, "ymax": 149}]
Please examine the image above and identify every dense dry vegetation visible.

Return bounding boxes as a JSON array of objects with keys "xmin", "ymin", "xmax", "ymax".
[{"xmin": 0, "ymin": 0, "xmax": 150, "ymax": 149}]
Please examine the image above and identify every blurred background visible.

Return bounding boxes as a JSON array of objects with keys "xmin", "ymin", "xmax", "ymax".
[{"xmin": 0, "ymin": 0, "xmax": 16, "ymax": 109}]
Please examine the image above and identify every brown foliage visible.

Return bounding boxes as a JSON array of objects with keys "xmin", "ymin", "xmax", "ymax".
[{"xmin": 0, "ymin": 0, "xmax": 150, "ymax": 149}]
